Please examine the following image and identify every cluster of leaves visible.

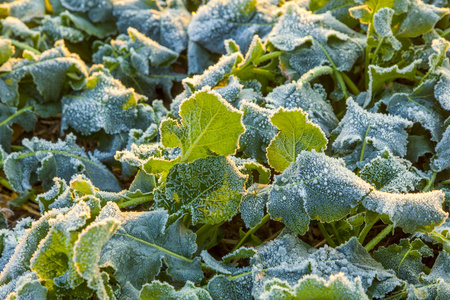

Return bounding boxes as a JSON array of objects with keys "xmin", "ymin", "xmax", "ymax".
[{"xmin": 0, "ymin": 0, "xmax": 450, "ymax": 299}]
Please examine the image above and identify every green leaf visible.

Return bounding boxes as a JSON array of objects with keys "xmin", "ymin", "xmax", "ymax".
[
  {"xmin": 4, "ymin": 133, "xmax": 121, "ymax": 193},
  {"xmin": 260, "ymin": 273, "xmax": 369, "ymax": 300},
  {"xmin": 74, "ymin": 217, "xmax": 121, "ymax": 299},
  {"xmin": 373, "ymin": 238, "xmax": 433, "ymax": 283},
  {"xmin": 0, "ymin": 104, "xmax": 36, "ymax": 152},
  {"xmin": 265, "ymin": 82, "xmax": 339, "ymax": 137},
  {"xmin": 160, "ymin": 88, "xmax": 244, "ymax": 163},
  {"xmin": 333, "ymin": 98, "xmax": 412, "ymax": 170},
  {"xmin": 266, "ymin": 108, "xmax": 327, "ymax": 172},
  {"xmin": 154, "ymin": 156, "xmax": 247, "ymax": 225},
  {"xmin": 140, "ymin": 281, "xmax": 212, "ymax": 300},
  {"xmin": 99, "ymin": 210, "xmax": 203, "ymax": 289},
  {"xmin": 0, "ymin": 41, "xmax": 88, "ymax": 106},
  {"xmin": 0, "ymin": 39, "xmax": 14, "ymax": 65},
  {"xmin": 406, "ymin": 135, "xmax": 434, "ymax": 163},
  {"xmin": 315, "ymin": 0, "xmax": 359, "ymax": 28}
]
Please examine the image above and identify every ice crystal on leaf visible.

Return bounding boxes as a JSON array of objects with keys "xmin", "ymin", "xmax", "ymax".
[
  {"xmin": 268, "ymin": 3, "xmax": 365, "ymax": 78},
  {"xmin": 140, "ymin": 280, "xmax": 212, "ymax": 300}
]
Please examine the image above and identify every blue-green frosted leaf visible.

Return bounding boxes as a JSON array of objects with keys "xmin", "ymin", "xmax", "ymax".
[
  {"xmin": 0, "ymin": 218, "xmax": 33, "ymax": 271},
  {"xmin": 333, "ymin": 98, "xmax": 412, "ymax": 170},
  {"xmin": 4, "ymin": 272, "xmax": 47, "ymax": 300},
  {"xmin": 61, "ymin": 67, "xmax": 147, "ymax": 136},
  {"xmin": 113, "ymin": 0, "xmax": 191, "ymax": 53},
  {"xmin": 387, "ymin": 80, "xmax": 445, "ymax": 142},
  {"xmin": 207, "ymin": 274, "xmax": 253, "ymax": 300},
  {"xmin": 154, "ymin": 156, "xmax": 247, "ymax": 225},
  {"xmin": 0, "ymin": 0, "xmax": 46, "ymax": 22},
  {"xmin": 372, "ymin": 8, "xmax": 402, "ymax": 62},
  {"xmin": 363, "ymin": 189, "xmax": 447, "ymax": 233},
  {"xmin": 374, "ymin": 239, "xmax": 433, "ymax": 284},
  {"xmin": 0, "ymin": 105, "xmax": 36, "ymax": 152},
  {"xmin": 140, "ymin": 281, "xmax": 212, "ymax": 300},
  {"xmin": 265, "ymin": 82, "xmax": 338, "ymax": 136},
  {"xmin": 187, "ymin": 40, "xmax": 218, "ymax": 75},
  {"xmin": 0, "ymin": 41, "xmax": 88, "ymax": 106},
  {"xmin": 188, "ymin": 0, "xmax": 277, "ymax": 54},
  {"xmin": 268, "ymin": 151, "xmax": 372, "ymax": 234},
  {"xmin": 99, "ymin": 210, "xmax": 203, "ymax": 289},
  {"xmin": 56, "ymin": 11, "xmax": 116, "ymax": 38},
  {"xmin": 229, "ymin": 156, "xmax": 271, "ymax": 187},
  {"xmin": 315, "ymin": 0, "xmax": 359, "ymax": 27},
  {"xmin": 360, "ymin": 151, "xmax": 425, "ymax": 193},
  {"xmin": 431, "ymin": 126, "xmax": 450, "ymax": 172},
  {"xmin": 1, "ymin": 17, "xmax": 39, "ymax": 47},
  {"xmin": 260, "ymin": 274, "xmax": 369, "ymax": 300},
  {"xmin": 269, "ymin": 3, "xmax": 365, "ymax": 79},
  {"xmin": 4, "ymin": 133, "xmax": 121, "ymax": 193},
  {"xmin": 239, "ymin": 101, "xmax": 277, "ymax": 163},
  {"xmin": 60, "ymin": 0, "xmax": 114, "ymax": 23}
]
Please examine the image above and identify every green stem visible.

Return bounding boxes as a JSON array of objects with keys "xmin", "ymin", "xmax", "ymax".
[
  {"xmin": 116, "ymin": 233, "xmax": 203, "ymax": 266},
  {"xmin": 442, "ymin": 179, "xmax": 450, "ymax": 185},
  {"xmin": 253, "ymin": 51, "xmax": 283, "ymax": 64},
  {"xmin": 0, "ymin": 177, "xmax": 13, "ymax": 191},
  {"xmin": 358, "ymin": 215, "xmax": 380, "ymax": 244},
  {"xmin": 359, "ymin": 123, "xmax": 372, "ymax": 163},
  {"xmin": 364, "ymin": 23, "xmax": 374, "ymax": 89},
  {"xmin": 330, "ymin": 222, "xmax": 343, "ymax": 245},
  {"xmin": 341, "ymin": 72, "xmax": 360, "ymax": 95},
  {"xmin": 0, "ymin": 106, "xmax": 34, "ymax": 128},
  {"xmin": 422, "ymin": 172, "xmax": 437, "ymax": 192},
  {"xmin": 8, "ymin": 40, "xmax": 41, "ymax": 55},
  {"xmin": 364, "ymin": 224, "xmax": 394, "ymax": 252},
  {"xmin": 299, "ymin": 66, "xmax": 334, "ymax": 84},
  {"xmin": 439, "ymin": 27, "xmax": 450, "ymax": 37},
  {"xmin": 318, "ymin": 222, "xmax": 336, "ymax": 247},
  {"xmin": 314, "ymin": 40, "xmax": 348, "ymax": 99},
  {"xmin": 118, "ymin": 194, "xmax": 153, "ymax": 208},
  {"xmin": 232, "ymin": 214, "xmax": 270, "ymax": 252},
  {"xmin": 371, "ymin": 37, "xmax": 385, "ymax": 65},
  {"xmin": 10, "ymin": 145, "xmax": 24, "ymax": 151}
]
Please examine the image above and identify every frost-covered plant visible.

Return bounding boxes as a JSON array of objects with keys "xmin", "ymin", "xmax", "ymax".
[{"xmin": 0, "ymin": 0, "xmax": 450, "ymax": 299}]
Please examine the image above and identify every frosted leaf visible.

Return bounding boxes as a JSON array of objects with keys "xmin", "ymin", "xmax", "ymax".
[
  {"xmin": 140, "ymin": 280, "xmax": 212, "ymax": 300},
  {"xmin": 431, "ymin": 126, "xmax": 450, "ymax": 172},
  {"xmin": 208, "ymin": 274, "xmax": 253, "ymax": 300},
  {"xmin": 396, "ymin": 0, "xmax": 448, "ymax": 38},
  {"xmin": 0, "ymin": 0, "xmax": 45, "ymax": 22},
  {"xmin": 365, "ymin": 60, "xmax": 419, "ymax": 107},
  {"xmin": 188, "ymin": 0, "xmax": 277, "ymax": 54},
  {"xmin": 435, "ymin": 66, "xmax": 450, "ymax": 111},
  {"xmin": 229, "ymin": 156, "xmax": 271, "ymax": 186},
  {"xmin": 99, "ymin": 210, "xmax": 203, "ymax": 289},
  {"xmin": 61, "ymin": 67, "xmax": 147, "ymax": 136},
  {"xmin": 333, "ymin": 98, "xmax": 412, "ymax": 170},
  {"xmin": 113, "ymin": 0, "xmax": 191, "ymax": 53},
  {"xmin": 187, "ymin": 40, "xmax": 218, "ymax": 75},
  {"xmin": 363, "ymin": 190, "xmax": 447, "ymax": 233},
  {"xmin": 240, "ymin": 184, "xmax": 271, "ymax": 229},
  {"xmin": 0, "ymin": 207, "xmax": 68, "ymax": 286},
  {"xmin": 4, "ymin": 133, "xmax": 121, "ymax": 193},
  {"xmin": 0, "ymin": 104, "xmax": 36, "ymax": 153},
  {"xmin": 73, "ymin": 218, "xmax": 121, "ymax": 299},
  {"xmin": 3, "ymin": 272, "xmax": 47, "ymax": 300},
  {"xmin": 414, "ymin": 251, "xmax": 450, "ymax": 299},
  {"xmin": 373, "ymin": 239, "xmax": 433, "ymax": 284},
  {"xmin": 360, "ymin": 151, "xmax": 424, "ymax": 193},
  {"xmin": 372, "ymin": 8, "xmax": 402, "ymax": 61},
  {"xmin": 60, "ymin": 0, "xmax": 114, "ymax": 23},
  {"xmin": 260, "ymin": 273, "xmax": 369, "ymax": 300},
  {"xmin": 251, "ymin": 234, "xmax": 401, "ymax": 298},
  {"xmin": 1, "ymin": 17, "xmax": 39, "ymax": 46},
  {"xmin": 314, "ymin": 0, "xmax": 359, "ymax": 28},
  {"xmin": 154, "ymin": 156, "xmax": 247, "ymax": 225},
  {"xmin": 406, "ymin": 135, "xmax": 434, "ymax": 163},
  {"xmin": 0, "ymin": 41, "xmax": 88, "ymax": 106},
  {"xmin": 40, "ymin": 15, "xmax": 85, "ymax": 44},
  {"xmin": 0, "ymin": 218, "xmax": 33, "ymax": 271},
  {"xmin": 239, "ymin": 101, "xmax": 277, "ymax": 163},
  {"xmin": 161, "ymin": 88, "xmax": 244, "ymax": 163},
  {"xmin": 215, "ymin": 76, "xmax": 263, "ymax": 109},
  {"xmin": 265, "ymin": 82, "xmax": 338, "ymax": 136},
  {"xmin": 268, "ymin": 151, "xmax": 372, "ymax": 234},
  {"xmin": 387, "ymin": 80, "xmax": 445, "ymax": 142},
  {"xmin": 269, "ymin": 3, "xmax": 365, "ymax": 78},
  {"xmin": 266, "ymin": 107, "xmax": 327, "ymax": 172}
]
